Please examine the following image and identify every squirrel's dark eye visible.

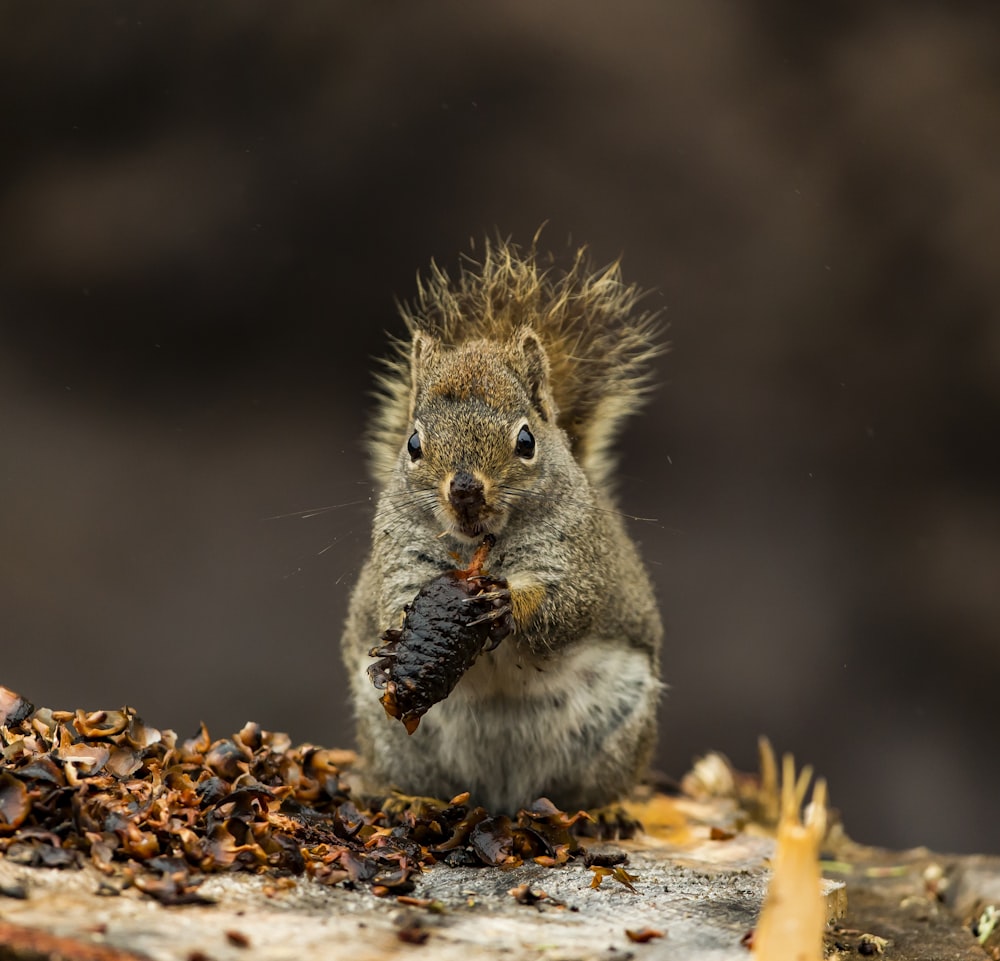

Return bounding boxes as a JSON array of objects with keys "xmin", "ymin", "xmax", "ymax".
[
  {"xmin": 407, "ymin": 431, "xmax": 423, "ymax": 461},
  {"xmin": 514, "ymin": 425, "xmax": 535, "ymax": 459}
]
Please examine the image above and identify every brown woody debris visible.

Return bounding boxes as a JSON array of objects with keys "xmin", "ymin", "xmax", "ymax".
[
  {"xmin": 0, "ymin": 685, "xmax": 603, "ymax": 902},
  {"xmin": 588, "ymin": 865, "xmax": 640, "ymax": 893},
  {"xmin": 0, "ymin": 920, "xmax": 151, "ymax": 961}
]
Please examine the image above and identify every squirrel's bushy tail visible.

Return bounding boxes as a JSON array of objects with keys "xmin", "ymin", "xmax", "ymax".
[{"xmin": 371, "ymin": 236, "xmax": 664, "ymax": 490}]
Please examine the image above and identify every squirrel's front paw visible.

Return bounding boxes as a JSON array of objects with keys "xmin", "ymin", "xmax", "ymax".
[{"xmin": 465, "ymin": 582, "xmax": 513, "ymax": 650}]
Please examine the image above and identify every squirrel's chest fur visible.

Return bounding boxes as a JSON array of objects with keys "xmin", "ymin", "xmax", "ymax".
[{"xmin": 418, "ymin": 636, "xmax": 660, "ymax": 812}]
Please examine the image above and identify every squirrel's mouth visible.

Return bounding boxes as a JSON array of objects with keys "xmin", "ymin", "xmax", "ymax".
[
  {"xmin": 440, "ymin": 502, "xmax": 508, "ymax": 542},
  {"xmin": 447, "ymin": 511, "xmax": 504, "ymax": 542}
]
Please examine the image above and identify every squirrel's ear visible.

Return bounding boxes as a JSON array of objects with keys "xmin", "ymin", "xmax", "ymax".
[
  {"xmin": 516, "ymin": 328, "xmax": 556, "ymax": 422},
  {"xmin": 409, "ymin": 331, "xmax": 438, "ymax": 417}
]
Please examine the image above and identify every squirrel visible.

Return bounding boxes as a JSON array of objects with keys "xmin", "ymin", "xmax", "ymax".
[{"xmin": 341, "ymin": 237, "xmax": 664, "ymax": 814}]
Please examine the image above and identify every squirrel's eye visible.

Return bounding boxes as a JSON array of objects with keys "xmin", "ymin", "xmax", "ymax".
[
  {"xmin": 407, "ymin": 431, "xmax": 423, "ymax": 461},
  {"xmin": 514, "ymin": 425, "xmax": 535, "ymax": 459}
]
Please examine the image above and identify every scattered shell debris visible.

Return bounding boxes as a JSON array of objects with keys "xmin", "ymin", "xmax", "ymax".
[{"xmin": 0, "ymin": 686, "xmax": 624, "ymax": 903}]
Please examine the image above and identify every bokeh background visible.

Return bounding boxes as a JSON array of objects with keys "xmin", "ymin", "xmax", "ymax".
[{"xmin": 2, "ymin": 2, "xmax": 998, "ymax": 854}]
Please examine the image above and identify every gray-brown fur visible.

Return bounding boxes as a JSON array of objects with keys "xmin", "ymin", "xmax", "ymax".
[{"xmin": 343, "ymin": 238, "xmax": 664, "ymax": 813}]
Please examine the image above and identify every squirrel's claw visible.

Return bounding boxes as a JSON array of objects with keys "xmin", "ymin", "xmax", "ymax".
[
  {"xmin": 479, "ymin": 605, "xmax": 515, "ymax": 650},
  {"xmin": 367, "ymin": 658, "xmax": 394, "ymax": 690},
  {"xmin": 466, "ymin": 604, "xmax": 511, "ymax": 627},
  {"xmin": 463, "ymin": 583, "xmax": 513, "ymax": 650},
  {"xmin": 463, "ymin": 589, "xmax": 507, "ymax": 603}
]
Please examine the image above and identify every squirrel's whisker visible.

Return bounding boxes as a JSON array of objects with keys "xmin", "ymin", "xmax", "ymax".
[
  {"xmin": 265, "ymin": 500, "xmax": 372, "ymax": 520},
  {"xmin": 497, "ymin": 485, "xmax": 659, "ymax": 524}
]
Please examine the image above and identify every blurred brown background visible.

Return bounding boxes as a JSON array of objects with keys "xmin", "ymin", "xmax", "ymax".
[{"xmin": 1, "ymin": 2, "xmax": 998, "ymax": 854}]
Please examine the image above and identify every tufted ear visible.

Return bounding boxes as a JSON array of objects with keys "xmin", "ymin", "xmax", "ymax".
[
  {"xmin": 409, "ymin": 331, "xmax": 438, "ymax": 419},
  {"xmin": 516, "ymin": 327, "xmax": 556, "ymax": 422}
]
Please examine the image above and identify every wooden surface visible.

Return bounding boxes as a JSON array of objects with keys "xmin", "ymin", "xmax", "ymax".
[
  {"xmin": 0, "ymin": 802, "xmax": 839, "ymax": 961},
  {"xmin": 2, "ymin": 799, "xmax": 999, "ymax": 960},
  {"xmin": 5, "ymin": 827, "xmax": 1000, "ymax": 960}
]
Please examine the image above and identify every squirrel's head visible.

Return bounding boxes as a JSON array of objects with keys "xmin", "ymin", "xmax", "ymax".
[{"xmin": 401, "ymin": 326, "xmax": 560, "ymax": 542}]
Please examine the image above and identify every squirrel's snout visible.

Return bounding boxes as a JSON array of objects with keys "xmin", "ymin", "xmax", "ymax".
[
  {"xmin": 448, "ymin": 471, "xmax": 485, "ymax": 513},
  {"xmin": 445, "ymin": 470, "xmax": 502, "ymax": 539}
]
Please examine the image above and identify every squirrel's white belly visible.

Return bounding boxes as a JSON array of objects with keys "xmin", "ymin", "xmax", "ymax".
[{"xmin": 421, "ymin": 638, "xmax": 660, "ymax": 812}]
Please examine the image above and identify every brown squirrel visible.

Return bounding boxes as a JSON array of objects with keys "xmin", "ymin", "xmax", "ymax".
[{"xmin": 341, "ymin": 237, "xmax": 664, "ymax": 813}]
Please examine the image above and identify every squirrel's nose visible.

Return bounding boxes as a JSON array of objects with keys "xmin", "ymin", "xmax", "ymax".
[{"xmin": 448, "ymin": 471, "xmax": 485, "ymax": 512}]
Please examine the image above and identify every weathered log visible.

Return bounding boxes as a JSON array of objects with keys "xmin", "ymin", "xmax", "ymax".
[{"xmin": 2, "ymin": 692, "xmax": 997, "ymax": 961}]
